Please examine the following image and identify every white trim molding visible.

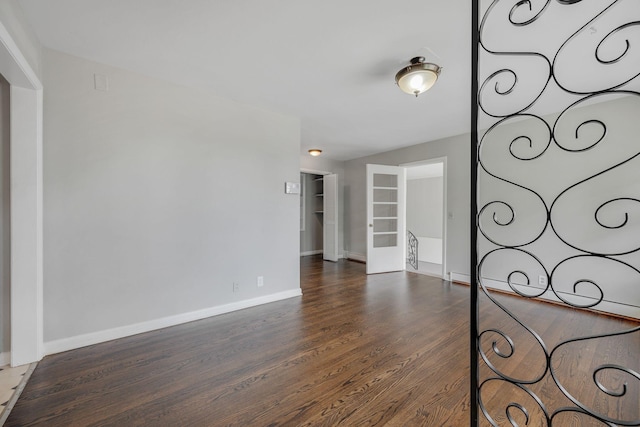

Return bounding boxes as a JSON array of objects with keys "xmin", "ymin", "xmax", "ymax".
[
  {"xmin": 44, "ymin": 289, "xmax": 303, "ymax": 356},
  {"xmin": 448, "ymin": 272, "xmax": 638, "ymax": 319},
  {"xmin": 0, "ymin": 21, "xmax": 42, "ymax": 90},
  {"xmin": 300, "ymin": 168, "xmax": 331, "ymax": 176},
  {"xmin": 0, "ymin": 19, "xmax": 44, "ymax": 367},
  {"xmin": 345, "ymin": 251, "xmax": 366, "ymax": 263},
  {"xmin": 300, "ymin": 250, "xmax": 323, "ymax": 257},
  {"xmin": 450, "ymin": 272, "xmax": 469, "ymax": 284}
]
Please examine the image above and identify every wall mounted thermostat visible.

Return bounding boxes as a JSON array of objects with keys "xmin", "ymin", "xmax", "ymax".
[{"xmin": 285, "ymin": 182, "xmax": 301, "ymax": 194}]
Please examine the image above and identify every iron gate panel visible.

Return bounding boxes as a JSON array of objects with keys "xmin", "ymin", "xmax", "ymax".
[{"xmin": 472, "ymin": 1, "xmax": 640, "ymax": 426}]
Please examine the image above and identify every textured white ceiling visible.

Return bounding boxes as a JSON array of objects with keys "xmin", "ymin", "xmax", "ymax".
[
  {"xmin": 17, "ymin": 0, "xmax": 472, "ymax": 161},
  {"xmin": 16, "ymin": 1, "xmax": 638, "ymax": 161}
]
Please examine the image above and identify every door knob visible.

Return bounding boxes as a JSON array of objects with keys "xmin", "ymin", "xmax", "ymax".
[{"xmin": 369, "ymin": 224, "xmax": 373, "ymax": 227}]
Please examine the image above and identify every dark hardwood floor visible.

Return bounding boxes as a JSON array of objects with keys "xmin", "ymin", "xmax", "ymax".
[{"xmin": 6, "ymin": 256, "xmax": 639, "ymax": 426}]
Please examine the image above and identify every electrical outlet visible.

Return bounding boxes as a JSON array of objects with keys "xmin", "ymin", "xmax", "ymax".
[
  {"xmin": 257, "ymin": 276, "xmax": 264, "ymax": 287},
  {"xmin": 233, "ymin": 282, "xmax": 239, "ymax": 293},
  {"xmin": 538, "ymin": 275, "xmax": 546, "ymax": 286}
]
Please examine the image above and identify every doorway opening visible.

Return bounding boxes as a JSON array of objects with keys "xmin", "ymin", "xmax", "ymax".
[
  {"xmin": 300, "ymin": 170, "xmax": 339, "ymax": 262},
  {"xmin": 402, "ymin": 159, "xmax": 446, "ymax": 279},
  {"xmin": 300, "ymin": 172, "xmax": 324, "ymax": 257}
]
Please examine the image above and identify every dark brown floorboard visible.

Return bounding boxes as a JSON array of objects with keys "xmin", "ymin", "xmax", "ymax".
[{"xmin": 6, "ymin": 256, "xmax": 639, "ymax": 426}]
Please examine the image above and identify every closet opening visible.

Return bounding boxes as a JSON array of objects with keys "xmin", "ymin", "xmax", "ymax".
[{"xmin": 300, "ymin": 171, "xmax": 338, "ymax": 262}]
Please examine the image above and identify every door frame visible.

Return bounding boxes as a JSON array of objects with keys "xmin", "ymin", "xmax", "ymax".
[
  {"xmin": 300, "ymin": 168, "xmax": 338, "ymax": 259},
  {"xmin": 400, "ymin": 157, "xmax": 448, "ymax": 280},
  {"xmin": 300, "ymin": 168, "xmax": 332, "ymax": 176},
  {"xmin": 0, "ymin": 20, "xmax": 44, "ymax": 366}
]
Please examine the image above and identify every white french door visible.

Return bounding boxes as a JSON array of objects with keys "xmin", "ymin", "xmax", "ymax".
[{"xmin": 366, "ymin": 164, "xmax": 406, "ymax": 274}]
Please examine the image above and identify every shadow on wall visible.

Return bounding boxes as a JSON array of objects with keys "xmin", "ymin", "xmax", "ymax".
[{"xmin": 0, "ymin": 73, "xmax": 11, "ymax": 358}]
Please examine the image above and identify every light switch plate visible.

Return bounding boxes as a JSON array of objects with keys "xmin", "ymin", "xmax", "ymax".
[
  {"xmin": 94, "ymin": 73, "xmax": 109, "ymax": 91},
  {"xmin": 285, "ymin": 182, "xmax": 301, "ymax": 194}
]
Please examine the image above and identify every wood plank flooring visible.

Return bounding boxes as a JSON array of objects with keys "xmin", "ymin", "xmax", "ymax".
[{"xmin": 5, "ymin": 256, "xmax": 639, "ymax": 426}]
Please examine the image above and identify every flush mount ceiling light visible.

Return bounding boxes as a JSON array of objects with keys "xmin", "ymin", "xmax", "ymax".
[
  {"xmin": 308, "ymin": 149, "xmax": 322, "ymax": 156},
  {"xmin": 395, "ymin": 57, "xmax": 442, "ymax": 97}
]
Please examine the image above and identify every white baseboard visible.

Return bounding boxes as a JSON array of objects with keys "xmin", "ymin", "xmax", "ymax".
[
  {"xmin": 301, "ymin": 250, "xmax": 349, "ymax": 259},
  {"xmin": 345, "ymin": 252, "xmax": 366, "ymax": 263},
  {"xmin": 301, "ymin": 250, "xmax": 348, "ymax": 258},
  {"xmin": 480, "ymin": 277, "xmax": 639, "ymax": 319},
  {"xmin": 450, "ymin": 272, "xmax": 470, "ymax": 284},
  {"xmin": 0, "ymin": 351, "xmax": 9, "ymax": 366},
  {"xmin": 300, "ymin": 250, "xmax": 323, "ymax": 256},
  {"xmin": 448, "ymin": 272, "xmax": 638, "ymax": 319},
  {"xmin": 44, "ymin": 289, "xmax": 303, "ymax": 356}
]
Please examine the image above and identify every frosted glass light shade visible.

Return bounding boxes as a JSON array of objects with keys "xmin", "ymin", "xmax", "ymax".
[{"xmin": 395, "ymin": 57, "xmax": 441, "ymax": 97}]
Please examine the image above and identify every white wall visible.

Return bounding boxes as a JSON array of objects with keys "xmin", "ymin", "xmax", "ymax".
[
  {"xmin": 43, "ymin": 49, "xmax": 302, "ymax": 349},
  {"xmin": 407, "ymin": 176, "xmax": 443, "ymax": 265},
  {"xmin": 478, "ymin": 95, "xmax": 640, "ymax": 318},
  {"xmin": 0, "ymin": 74, "xmax": 10, "ymax": 358},
  {"xmin": 406, "ymin": 177, "xmax": 443, "ymax": 239},
  {"xmin": 300, "ymin": 155, "xmax": 344, "ymax": 177},
  {"xmin": 343, "ymin": 134, "xmax": 469, "ymax": 274}
]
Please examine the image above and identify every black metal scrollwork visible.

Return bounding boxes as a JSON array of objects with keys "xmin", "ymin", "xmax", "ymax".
[
  {"xmin": 407, "ymin": 230, "xmax": 418, "ymax": 270},
  {"xmin": 474, "ymin": 0, "xmax": 640, "ymax": 425}
]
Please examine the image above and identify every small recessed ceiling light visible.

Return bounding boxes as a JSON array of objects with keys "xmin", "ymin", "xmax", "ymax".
[
  {"xmin": 395, "ymin": 56, "xmax": 442, "ymax": 97},
  {"xmin": 308, "ymin": 149, "xmax": 322, "ymax": 156}
]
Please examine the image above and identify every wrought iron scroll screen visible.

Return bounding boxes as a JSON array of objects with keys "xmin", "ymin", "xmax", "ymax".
[
  {"xmin": 408, "ymin": 230, "xmax": 419, "ymax": 270},
  {"xmin": 472, "ymin": 1, "xmax": 640, "ymax": 426}
]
